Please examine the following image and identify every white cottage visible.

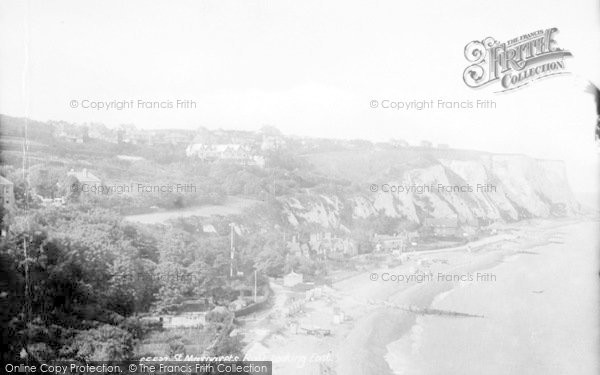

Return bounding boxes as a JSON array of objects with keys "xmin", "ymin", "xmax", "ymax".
[{"xmin": 283, "ymin": 271, "xmax": 303, "ymax": 287}]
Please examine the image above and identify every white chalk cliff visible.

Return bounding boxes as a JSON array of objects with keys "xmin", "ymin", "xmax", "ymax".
[{"xmin": 278, "ymin": 153, "xmax": 578, "ymax": 229}]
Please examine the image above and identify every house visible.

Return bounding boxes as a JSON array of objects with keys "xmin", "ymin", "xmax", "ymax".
[
  {"xmin": 306, "ymin": 232, "xmax": 357, "ymax": 258},
  {"xmin": 390, "ymin": 138, "xmax": 410, "ymax": 148},
  {"xmin": 260, "ymin": 135, "xmax": 285, "ymax": 151},
  {"xmin": 283, "ymin": 271, "xmax": 303, "ymax": 287},
  {"xmin": 309, "ymin": 232, "xmax": 331, "ymax": 256},
  {"xmin": 202, "ymin": 224, "xmax": 218, "ymax": 234},
  {"xmin": 53, "ymin": 122, "xmax": 86, "ymax": 143},
  {"xmin": 420, "ymin": 140, "xmax": 433, "ymax": 148},
  {"xmin": 62, "ymin": 135, "xmax": 84, "ymax": 143},
  {"xmin": 0, "ymin": 176, "xmax": 15, "ymax": 237},
  {"xmin": 127, "ymin": 131, "xmax": 153, "ymax": 145},
  {"xmin": 162, "ymin": 313, "xmax": 205, "ymax": 329},
  {"xmin": 461, "ymin": 225, "xmax": 479, "ymax": 240},
  {"xmin": 88, "ymin": 123, "xmax": 120, "ymax": 144},
  {"xmin": 287, "ymin": 236, "xmax": 311, "ymax": 258},
  {"xmin": 67, "ymin": 169, "xmax": 102, "ymax": 187},
  {"xmin": 332, "ymin": 306, "xmax": 346, "ymax": 324},
  {"xmin": 322, "ymin": 237, "xmax": 357, "ymax": 257},
  {"xmin": 229, "ymin": 299, "xmax": 248, "ymax": 311},
  {"xmin": 373, "ymin": 231, "xmax": 419, "ymax": 252},
  {"xmin": 160, "ymin": 131, "xmax": 193, "ymax": 146},
  {"xmin": 422, "ymin": 217, "xmax": 459, "ymax": 238},
  {"xmin": 0, "ymin": 176, "xmax": 15, "ymax": 209},
  {"xmin": 373, "ymin": 234, "xmax": 405, "ymax": 252},
  {"xmin": 38, "ymin": 196, "xmax": 65, "ymax": 207},
  {"xmin": 185, "ymin": 143, "xmax": 265, "ymax": 167},
  {"xmin": 252, "ymin": 155, "xmax": 266, "ymax": 168},
  {"xmin": 335, "ymin": 238, "xmax": 357, "ymax": 257}
]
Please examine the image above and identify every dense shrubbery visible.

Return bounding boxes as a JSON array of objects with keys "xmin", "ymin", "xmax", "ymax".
[{"xmin": 0, "ymin": 201, "xmax": 305, "ymax": 362}]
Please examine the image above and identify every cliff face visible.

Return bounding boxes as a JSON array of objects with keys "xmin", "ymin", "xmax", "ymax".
[{"xmin": 279, "ymin": 153, "xmax": 578, "ymax": 229}]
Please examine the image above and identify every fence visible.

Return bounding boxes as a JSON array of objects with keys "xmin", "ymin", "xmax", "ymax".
[{"xmin": 232, "ymin": 285, "xmax": 272, "ymax": 318}]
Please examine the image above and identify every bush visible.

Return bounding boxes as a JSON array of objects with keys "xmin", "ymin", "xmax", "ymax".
[
  {"xmin": 69, "ymin": 324, "xmax": 134, "ymax": 361},
  {"xmin": 119, "ymin": 317, "xmax": 160, "ymax": 341},
  {"xmin": 209, "ymin": 335, "xmax": 244, "ymax": 358},
  {"xmin": 167, "ymin": 337, "xmax": 186, "ymax": 356},
  {"xmin": 205, "ymin": 306, "xmax": 231, "ymax": 324}
]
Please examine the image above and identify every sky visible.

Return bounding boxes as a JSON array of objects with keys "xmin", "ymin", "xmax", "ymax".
[{"xmin": 0, "ymin": 0, "xmax": 599, "ymax": 193}]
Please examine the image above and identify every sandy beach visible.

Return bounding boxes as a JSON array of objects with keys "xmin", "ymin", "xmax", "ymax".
[{"xmin": 242, "ymin": 218, "xmax": 598, "ymax": 375}]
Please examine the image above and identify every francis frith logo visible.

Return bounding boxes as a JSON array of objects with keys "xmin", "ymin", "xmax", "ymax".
[{"xmin": 463, "ymin": 28, "xmax": 572, "ymax": 92}]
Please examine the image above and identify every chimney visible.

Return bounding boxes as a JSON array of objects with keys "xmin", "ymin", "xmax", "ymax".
[{"xmin": 83, "ymin": 168, "xmax": 88, "ymax": 177}]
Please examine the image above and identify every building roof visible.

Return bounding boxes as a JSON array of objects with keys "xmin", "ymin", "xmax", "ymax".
[
  {"xmin": 0, "ymin": 176, "xmax": 13, "ymax": 186},
  {"xmin": 67, "ymin": 169, "xmax": 101, "ymax": 184},
  {"xmin": 202, "ymin": 224, "xmax": 217, "ymax": 234},
  {"xmin": 284, "ymin": 271, "xmax": 303, "ymax": 279},
  {"xmin": 214, "ymin": 144, "xmax": 242, "ymax": 152}
]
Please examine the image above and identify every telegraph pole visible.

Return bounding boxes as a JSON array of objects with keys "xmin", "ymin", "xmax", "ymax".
[
  {"xmin": 229, "ymin": 223, "xmax": 234, "ymax": 278},
  {"xmin": 254, "ymin": 269, "xmax": 258, "ymax": 302}
]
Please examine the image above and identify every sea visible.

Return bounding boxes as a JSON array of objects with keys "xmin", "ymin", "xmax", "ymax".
[{"xmin": 385, "ymin": 221, "xmax": 599, "ymax": 375}]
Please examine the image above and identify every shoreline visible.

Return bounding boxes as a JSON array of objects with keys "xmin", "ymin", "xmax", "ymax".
[
  {"xmin": 336, "ymin": 249, "xmax": 506, "ymax": 374},
  {"xmin": 242, "ymin": 217, "xmax": 593, "ymax": 374},
  {"xmin": 334, "ymin": 218, "xmax": 587, "ymax": 375},
  {"xmin": 392, "ymin": 220, "xmax": 599, "ymax": 374}
]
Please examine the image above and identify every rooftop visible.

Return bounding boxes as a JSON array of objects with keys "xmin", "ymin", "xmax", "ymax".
[
  {"xmin": 0, "ymin": 175, "xmax": 13, "ymax": 185},
  {"xmin": 67, "ymin": 169, "xmax": 101, "ymax": 183}
]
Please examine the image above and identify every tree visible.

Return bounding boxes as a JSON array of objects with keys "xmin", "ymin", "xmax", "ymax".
[
  {"xmin": 210, "ymin": 334, "xmax": 244, "ymax": 359},
  {"xmin": 0, "ymin": 230, "xmax": 110, "ymax": 362},
  {"xmin": 286, "ymin": 255, "xmax": 326, "ymax": 278},
  {"xmin": 259, "ymin": 125, "xmax": 282, "ymax": 137},
  {"xmin": 0, "ymin": 250, "xmax": 25, "ymax": 362},
  {"xmin": 153, "ymin": 262, "xmax": 191, "ymax": 313},
  {"xmin": 29, "ymin": 166, "xmax": 63, "ymax": 199},
  {"xmin": 158, "ymin": 229, "xmax": 195, "ymax": 266},
  {"xmin": 58, "ymin": 175, "xmax": 81, "ymax": 202},
  {"xmin": 108, "ymin": 254, "xmax": 158, "ymax": 315},
  {"xmin": 68, "ymin": 325, "xmax": 134, "ymax": 361},
  {"xmin": 188, "ymin": 259, "xmax": 230, "ymax": 302},
  {"xmin": 3, "ymin": 171, "xmax": 36, "ymax": 209},
  {"xmin": 255, "ymin": 248, "xmax": 285, "ymax": 277},
  {"xmin": 0, "ymin": 205, "xmax": 167, "ymax": 362}
]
